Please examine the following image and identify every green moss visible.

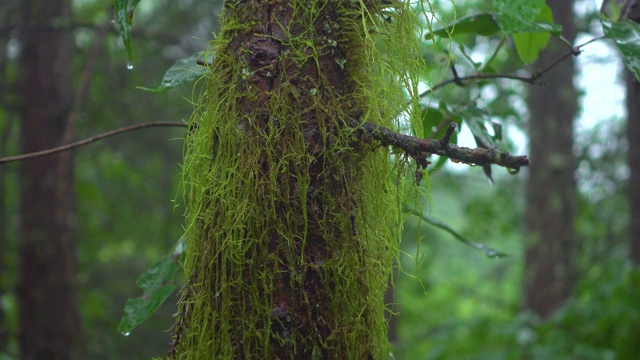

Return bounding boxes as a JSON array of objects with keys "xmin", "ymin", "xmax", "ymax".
[{"xmin": 174, "ymin": 0, "xmax": 435, "ymax": 358}]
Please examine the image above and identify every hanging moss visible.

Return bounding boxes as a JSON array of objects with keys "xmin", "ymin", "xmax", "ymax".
[{"xmin": 173, "ymin": 0, "xmax": 432, "ymax": 358}]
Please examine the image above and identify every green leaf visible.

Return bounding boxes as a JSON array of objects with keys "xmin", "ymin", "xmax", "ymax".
[
  {"xmin": 113, "ymin": 0, "xmax": 141, "ymax": 61},
  {"xmin": 512, "ymin": 5, "xmax": 554, "ymax": 64},
  {"xmin": 513, "ymin": 32, "xmax": 550, "ymax": 64},
  {"xmin": 425, "ymin": 13, "xmax": 501, "ymax": 39},
  {"xmin": 137, "ymin": 53, "xmax": 211, "ymax": 92},
  {"xmin": 492, "ymin": 0, "xmax": 545, "ymax": 34},
  {"xmin": 602, "ymin": 19, "xmax": 640, "ymax": 80},
  {"xmin": 117, "ymin": 244, "xmax": 182, "ymax": 335}
]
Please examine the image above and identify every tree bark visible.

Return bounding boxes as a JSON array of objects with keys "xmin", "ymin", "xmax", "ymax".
[
  {"xmin": 170, "ymin": 0, "xmax": 409, "ymax": 358},
  {"xmin": 0, "ymin": 1, "xmax": 17, "ymax": 351},
  {"xmin": 627, "ymin": 73, "xmax": 640, "ymax": 266},
  {"xmin": 17, "ymin": 1, "xmax": 82, "ymax": 358},
  {"xmin": 623, "ymin": 4, "xmax": 640, "ymax": 266},
  {"xmin": 523, "ymin": 0, "xmax": 578, "ymax": 318}
]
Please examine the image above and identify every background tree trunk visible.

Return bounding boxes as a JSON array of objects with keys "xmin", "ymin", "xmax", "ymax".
[
  {"xmin": 627, "ymin": 71, "xmax": 640, "ymax": 265},
  {"xmin": 523, "ymin": 0, "xmax": 578, "ymax": 318},
  {"xmin": 0, "ymin": 1, "xmax": 18, "ymax": 351},
  {"xmin": 17, "ymin": 0, "xmax": 82, "ymax": 358},
  {"xmin": 624, "ymin": 4, "xmax": 640, "ymax": 266}
]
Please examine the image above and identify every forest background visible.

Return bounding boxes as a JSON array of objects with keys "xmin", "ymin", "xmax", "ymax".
[{"xmin": 1, "ymin": 0, "xmax": 639, "ymax": 359}]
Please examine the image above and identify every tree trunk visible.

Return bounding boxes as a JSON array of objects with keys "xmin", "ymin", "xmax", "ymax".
[
  {"xmin": 170, "ymin": 0, "xmax": 415, "ymax": 358},
  {"xmin": 523, "ymin": 0, "xmax": 578, "ymax": 318},
  {"xmin": 0, "ymin": 1, "xmax": 17, "ymax": 351},
  {"xmin": 624, "ymin": 6, "xmax": 640, "ymax": 266},
  {"xmin": 17, "ymin": 1, "xmax": 82, "ymax": 358}
]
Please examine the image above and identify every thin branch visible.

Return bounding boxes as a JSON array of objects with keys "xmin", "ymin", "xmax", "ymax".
[
  {"xmin": 403, "ymin": 207, "xmax": 507, "ymax": 258},
  {"xmin": 360, "ymin": 121, "xmax": 529, "ymax": 170},
  {"xmin": 2, "ymin": 119, "xmax": 528, "ymax": 170},
  {"xmin": 418, "ymin": 36, "xmax": 604, "ymax": 99},
  {"xmin": 0, "ymin": 121, "xmax": 186, "ymax": 165}
]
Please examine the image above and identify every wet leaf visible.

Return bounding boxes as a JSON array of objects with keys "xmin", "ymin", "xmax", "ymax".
[
  {"xmin": 113, "ymin": 0, "xmax": 141, "ymax": 61},
  {"xmin": 117, "ymin": 240, "xmax": 183, "ymax": 335},
  {"xmin": 137, "ymin": 53, "xmax": 212, "ymax": 92},
  {"xmin": 602, "ymin": 19, "xmax": 640, "ymax": 81}
]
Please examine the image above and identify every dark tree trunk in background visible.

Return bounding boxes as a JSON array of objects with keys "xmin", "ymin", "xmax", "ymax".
[
  {"xmin": 0, "ymin": 1, "xmax": 18, "ymax": 351},
  {"xmin": 627, "ymin": 72, "xmax": 640, "ymax": 265},
  {"xmin": 17, "ymin": 1, "xmax": 82, "ymax": 358},
  {"xmin": 523, "ymin": 0, "xmax": 578, "ymax": 318},
  {"xmin": 624, "ymin": 7, "xmax": 640, "ymax": 266}
]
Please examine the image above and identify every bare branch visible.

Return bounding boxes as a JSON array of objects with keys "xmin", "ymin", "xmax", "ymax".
[
  {"xmin": 0, "ymin": 121, "xmax": 186, "ymax": 165},
  {"xmin": 2, "ymin": 119, "xmax": 528, "ymax": 171},
  {"xmin": 360, "ymin": 122, "xmax": 529, "ymax": 170},
  {"xmin": 418, "ymin": 36, "xmax": 604, "ymax": 99}
]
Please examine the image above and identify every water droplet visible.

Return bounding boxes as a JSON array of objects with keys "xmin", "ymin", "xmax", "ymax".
[
  {"xmin": 111, "ymin": 18, "xmax": 116, "ymax": 24},
  {"xmin": 122, "ymin": 331, "xmax": 131, "ymax": 337},
  {"xmin": 126, "ymin": 62, "xmax": 134, "ymax": 70}
]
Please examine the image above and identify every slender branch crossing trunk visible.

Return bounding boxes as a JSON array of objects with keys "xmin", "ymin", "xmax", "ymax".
[{"xmin": 171, "ymin": 0, "xmax": 422, "ymax": 357}]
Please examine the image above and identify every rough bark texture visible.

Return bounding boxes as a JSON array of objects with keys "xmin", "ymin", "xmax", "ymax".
[
  {"xmin": 523, "ymin": 0, "xmax": 578, "ymax": 318},
  {"xmin": 171, "ymin": 0, "xmax": 415, "ymax": 358},
  {"xmin": 17, "ymin": 1, "xmax": 82, "ymax": 358}
]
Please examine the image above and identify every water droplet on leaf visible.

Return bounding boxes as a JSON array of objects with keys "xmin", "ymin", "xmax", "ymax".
[{"xmin": 126, "ymin": 62, "xmax": 134, "ymax": 70}]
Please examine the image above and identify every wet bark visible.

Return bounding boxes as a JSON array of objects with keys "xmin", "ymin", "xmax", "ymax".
[
  {"xmin": 16, "ymin": 1, "xmax": 82, "ymax": 358},
  {"xmin": 523, "ymin": 0, "xmax": 578, "ymax": 318}
]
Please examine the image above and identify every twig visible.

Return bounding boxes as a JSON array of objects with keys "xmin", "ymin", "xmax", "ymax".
[
  {"xmin": 403, "ymin": 207, "xmax": 507, "ymax": 258},
  {"xmin": 418, "ymin": 36, "xmax": 604, "ymax": 99},
  {"xmin": 360, "ymin": 122, "xmax": 529, "ymax": 170},
  {"xmin": 0, "ymin": 121, "xmax": 186, "ymax": 165},
  {"xmin": 440, "ymin": 122, "xmax": 457, "ymax": 145}
]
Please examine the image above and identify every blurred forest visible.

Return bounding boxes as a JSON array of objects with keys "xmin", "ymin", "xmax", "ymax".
[{"xmin": 1, "ymin": 0, "xmax": 639, "ymax": 359}]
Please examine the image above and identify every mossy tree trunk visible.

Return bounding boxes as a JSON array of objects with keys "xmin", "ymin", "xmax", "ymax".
[{"xmin": 171, "ymin": 0, "xmax": 420, "ymax": 358}]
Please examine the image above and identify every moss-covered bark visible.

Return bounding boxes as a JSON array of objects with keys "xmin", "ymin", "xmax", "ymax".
[{"xmin": 172, "ymin": 0, "xmax": 423, "ymax": 358}]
